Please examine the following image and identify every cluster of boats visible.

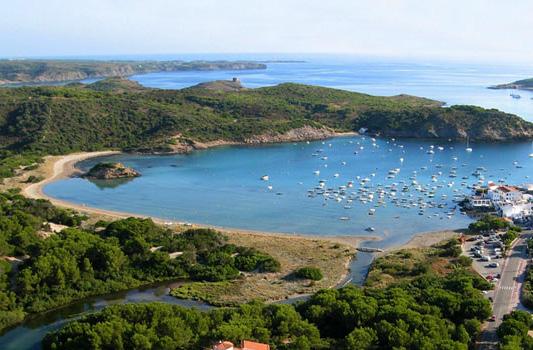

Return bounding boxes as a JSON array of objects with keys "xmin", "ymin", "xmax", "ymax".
[
  {"xmin": 258, "ymin": 136, "xmax": 531, "ymax": 233},
  {"xmin": 305, "ymin": 141, "xmax": 473, "ymax": 225},
  {"xmin": 305, "ymin": 162, "xmax": 470, "ymax": 221}
]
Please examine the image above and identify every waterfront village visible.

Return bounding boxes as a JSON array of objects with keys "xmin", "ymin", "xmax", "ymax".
[{"xmin": 466, "ymin": 182, "xmax": 533, "ymax": 226}]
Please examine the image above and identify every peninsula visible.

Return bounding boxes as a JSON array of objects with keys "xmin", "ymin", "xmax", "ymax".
[
  {"xmin": 0, "ymin": 59, "xmax": 266, "ymax": 85},
  {"xmin": 1, "ymin": 77, "xmax": 532, "ymax": 180}
]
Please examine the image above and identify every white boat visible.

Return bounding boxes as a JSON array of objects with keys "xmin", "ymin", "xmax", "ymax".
[
  {"xmin": 260, "ymin": 175, "xmax": 269, "ymax": 181},
  {"xmin": 464, "ymin": 136, "xmax": 473, "ymax": 152},
  {"xmin": 314, "ymin": 170, "xmax": 320, "ymax": 175}
]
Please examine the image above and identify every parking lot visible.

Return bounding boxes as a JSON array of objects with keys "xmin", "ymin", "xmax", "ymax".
[{"xmin": 462, "ymin": 232, "xmax": 506, "ymax": 289}]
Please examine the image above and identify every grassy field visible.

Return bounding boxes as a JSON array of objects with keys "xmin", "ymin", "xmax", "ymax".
[{"xmin": 171, "ymin": 231, "xmax": 356, "ymax": 305}]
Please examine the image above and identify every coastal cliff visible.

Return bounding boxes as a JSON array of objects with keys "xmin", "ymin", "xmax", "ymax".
[
  {"xmin": 0, "ymin": 60, "xmax": 267, "ymax": 85},
  {"xmin": 165, "ymin": 126, "xmax": 339, "ymax": 154},
  {"xmin": 356, "ymin": 105, "xmax": 533, "ymax": 141},
  {"xmin": 244, "ymin": 125, "xmax": 337, "ymax": 144}
]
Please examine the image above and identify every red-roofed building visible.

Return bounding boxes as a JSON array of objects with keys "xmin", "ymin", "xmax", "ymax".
[
  {"xmin": 488, "ymin": 185, "xmax": 522, "ymax": 203},
  {"xmin": 241, "ymin": 340, "xmax": 270, "ymax": 350},
  {"xmin": 212, "ymin": 341, "xmax": 236, "ymax": 350},
  {"xmin": 212, "ymin": 340, "xmax": 270, "ymax": 350}
]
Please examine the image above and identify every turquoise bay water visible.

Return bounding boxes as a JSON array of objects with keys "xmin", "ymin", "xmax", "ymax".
[{"xmin": 45, "ymin": 136, "xmax": 533, "ymax": 248}]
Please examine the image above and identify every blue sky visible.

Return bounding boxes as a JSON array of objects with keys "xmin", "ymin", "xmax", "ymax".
[{"xmin": 2, "ymin": 0, "xmax": 532, "ymax": 63}]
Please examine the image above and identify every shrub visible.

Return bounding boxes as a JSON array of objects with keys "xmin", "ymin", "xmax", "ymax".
[
  {"xmin": 295, "ymin": 267, "xmax": 323, "ymax": 281},
  {"xmin": 456, "ymin": 255, "xmax": 473, "ymax": 267}
]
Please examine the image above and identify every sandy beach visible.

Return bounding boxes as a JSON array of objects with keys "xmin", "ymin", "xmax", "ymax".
[{"xmin": 384, "ymin": 229, "xmax": 461, "ymax": 252}]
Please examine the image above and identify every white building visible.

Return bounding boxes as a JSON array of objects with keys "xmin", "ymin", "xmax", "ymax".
[
  {"xmin": 488, "ymin": 186, "xmax": 523, "ymax": 203},
  {"xmin": 498, "ymin": 202, "xmax": 533, "ymax": 220},
  {"xmin": 472, "ymin": 183, "xmax": 533, "ymax": 221},
  {"xmin": 468, "ymin": 195, "xmax": 492, "ymax": 208}
]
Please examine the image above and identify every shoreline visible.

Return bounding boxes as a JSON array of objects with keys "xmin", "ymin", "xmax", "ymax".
[{"xmin": 21, "ymin": 150, "xmax": 378, "ymax": 249}]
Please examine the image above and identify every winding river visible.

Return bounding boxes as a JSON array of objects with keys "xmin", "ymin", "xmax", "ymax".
[
  {"xmin": 0, "ymin": 281, "xmax": 209, "ymax": 350},
  {"xmin": 0, "ymin": 253, "xmax": 373, "ymax": 350}
]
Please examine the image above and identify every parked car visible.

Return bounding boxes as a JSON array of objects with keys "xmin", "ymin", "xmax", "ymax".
[
  {"xmin": 488, "ymin": 262, "xmax": 499, "ymax": 268},
  {"xmin": 481, "ymin": 256, "xmax": 491, "ymax": 262}
]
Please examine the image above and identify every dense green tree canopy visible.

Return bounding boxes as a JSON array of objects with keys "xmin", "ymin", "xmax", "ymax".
[
  {"xmin": 0, "ymin": 192, "xmax": 278, "ymax": 331},
  {"xmin": 43, "ymin": 269, "xmax": 492, "ymax": 350}
]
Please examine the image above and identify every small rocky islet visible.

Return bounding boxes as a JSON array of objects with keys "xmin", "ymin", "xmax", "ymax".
[{"xmin": 83, "ymin": 162, "xmax": 141, "ymax": 179}]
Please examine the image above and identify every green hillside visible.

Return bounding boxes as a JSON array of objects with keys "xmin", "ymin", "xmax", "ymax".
[{"xmin": 1, "ymin": 78, "xmax": 532, "ymax": 178}]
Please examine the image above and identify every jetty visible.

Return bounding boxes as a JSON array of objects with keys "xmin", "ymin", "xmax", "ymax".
[{"xmin": 356, "ymin": 247, "xmax": 384, "ymax": 253}]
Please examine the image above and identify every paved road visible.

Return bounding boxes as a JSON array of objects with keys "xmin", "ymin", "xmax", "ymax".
[{"xmin": 477, "ymin": 232, "xmax": 530, "ymax": 349}]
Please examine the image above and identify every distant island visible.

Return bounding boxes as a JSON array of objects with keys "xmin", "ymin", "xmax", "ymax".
[
  {"xmin": 0, "ymin": 59, "xmax": 267, "ymax": 85},
  {"xmin": 488, "ymin": 77, "xmax": 533, "ymax": 91}
]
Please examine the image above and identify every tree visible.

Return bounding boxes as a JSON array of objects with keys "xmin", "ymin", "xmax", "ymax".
[{"xmin": 345, "ymin": 327, "xmax": 377, "ymax": 349}]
